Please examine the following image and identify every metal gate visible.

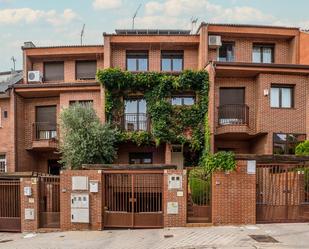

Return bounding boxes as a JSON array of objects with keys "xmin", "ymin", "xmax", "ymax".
[
  {"xmin": 103, "ymin": 171, "xmax": 163, "ymax": 228},
  {"xmin": 187, "ymin": 169, "xmax": 211, "ymax": 223},
  {"xmin": 0, "ymin": 179, "xmax": 21, "ymax": 232},
  {"xmin": 39, "ymin": 176, "xmax": 60, "ymax": 228},
  {"xmin": 256, "ymin": 164, "xmax": 309, "ymax": 223}
]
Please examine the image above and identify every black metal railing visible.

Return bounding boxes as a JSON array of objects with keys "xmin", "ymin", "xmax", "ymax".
[
  {"xmin": 120, "ymin": 113, "xmax": 150, "ymax": 132},
  {"xmin": 218, "ymin": 104, "xmax": 249, "ymax": 125},
  {"xmin": 33, "ymin": 122, "xmax": 58, "ymax": 140}
]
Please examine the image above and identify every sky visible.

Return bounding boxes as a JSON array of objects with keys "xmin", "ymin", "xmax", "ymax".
[{"xmin": 1, "ymin": 0, "xmax": 309, "ymax": 71}]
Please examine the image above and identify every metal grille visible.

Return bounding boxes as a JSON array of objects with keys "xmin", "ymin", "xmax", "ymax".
[
  {"xmin": 0, "ymin": 156, "xmax": 6, "ymax": 173},
  {"xmin": 39, "ymin": 176, "xmax": 60, "ymax": 228},
  {"xmin": 256, "ymin": 164, "xmax": 309, "ymax": 223},
  {"xmin": 104, "ymin": 171, "xmax": 163, "ymax": 228},
  {"xmin": 0, "ymin": 180, "xmax": 21, "ymax": 232},
  {"xmin": 218, "ymin": 104, "xmax": 249, "ymax": 125},
  {"xmin": 121, "ymin": 113, "xmax": 150, "ymax": 131}
]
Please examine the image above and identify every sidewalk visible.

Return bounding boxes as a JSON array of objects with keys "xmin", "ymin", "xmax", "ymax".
[{"xmin": 0, "ymin": 223, "xmax": 308, "ymax": 249}]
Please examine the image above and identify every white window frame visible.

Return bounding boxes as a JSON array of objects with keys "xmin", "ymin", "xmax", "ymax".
[{"xmin": 0, "ymin": 155, "xmax": 7, "ymax": 173}]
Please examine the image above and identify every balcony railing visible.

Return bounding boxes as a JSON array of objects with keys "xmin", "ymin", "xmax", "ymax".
[
  {"xmin": 218, "ymin": 104, "xmax": 249, "ymax": 126},
  {"xmin": 120, "ymin": 113, "xmax": 150, "ymax": 132},
  {"xmin": 33, "ymin": 122, "xmax": 58, "ymax": 141}
]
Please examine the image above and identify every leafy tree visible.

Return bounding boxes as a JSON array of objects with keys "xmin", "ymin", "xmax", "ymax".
[
  {"xmin": 295, "ymin": 140, "xmax": 309, "ymax": 156},
  {"xmin": 59, "ymin": 103, "xmax": 120, "ymax": 169}
]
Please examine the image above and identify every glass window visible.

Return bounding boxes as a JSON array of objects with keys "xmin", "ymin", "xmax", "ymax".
[
  {"xmin": 218, "ymin": 42, "xmax": 235, "ymax": 62},
  {"xmin": 76, "ymin": 60, "xmax": 97, "ymax": 80},
  {"xmin": 270, "ymin": 86, "xmax": 293, "ymax": 108},
  {"xmin": 172, "ymin": 96, "xmax": 195, "ymax": 106},
  {"xmin": 0, "ymin": 154, "xmax": 6, "ymax": 173},
  {"xmin": 126, "ymin": 51, "xmax": 148, "ymax": 71},
  {"xmin": 129, "ymin": 153, "xmax": 153, "ymax": 164},
  {"xmin": 44, "ymin": 61, "xmax": 64, "ymax": 81},
  {"xmin": 252, "ymin": 44, "xmax": 274, "ymax": 63},
  {"xmin": 161, "ymin": 51, "xmax": 183, "ymax": 72},
  {"xmin": 124, "ymin": 98, "xmax": 147, "ymax": 131},
  {"xmin": 69, "ymin": 100, "xmax": 93, "ymax": 106},
  {"xmin": 273, "ymin": 133, "xmax": 305, "ymax": 154}
]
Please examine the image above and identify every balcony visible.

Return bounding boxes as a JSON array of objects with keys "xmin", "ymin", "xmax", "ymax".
[
  {"xmin": 218, "ymin": 104, "xmax": 249, "ymax": 126},
  {"xmin": 31, "ymin": 122, "xmax": 58, "ymax": 151},
  {"xmin": 120, "ymin": 113, "xmax": 150, "ymax": 132}
]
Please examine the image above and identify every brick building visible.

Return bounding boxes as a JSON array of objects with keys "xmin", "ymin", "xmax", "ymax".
[{"xmin": 1, "ymin": 23, "xmax": 309, "ymax": 173}]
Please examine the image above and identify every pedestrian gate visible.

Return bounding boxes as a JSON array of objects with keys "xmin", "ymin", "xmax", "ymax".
[
  {"xmin": 256, "ymin": 164, "xmax": 309, "ymax": 223},
  {"xmin": 0, "ymin": 179, "xmax": 21, "ymax": 232},
  {"xmin": 103, "ymin": 171, "xmax": 163, "ymax": 228}
]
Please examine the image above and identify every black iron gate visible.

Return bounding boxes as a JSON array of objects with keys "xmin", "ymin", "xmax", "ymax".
[
  {"xmin": 103, "ymin": 171, "xmax": 163, "ymax": 228},
  {"xmin": 256, "ymin": 164, "xmax": 309, "ymax": 223},
  {"xmin": 39, "ymin": 176, "xmax": 60, "ymax": 228},
  {"xmin": 0, "ymin": 179, "xmax": 21, "ymax": 232}
]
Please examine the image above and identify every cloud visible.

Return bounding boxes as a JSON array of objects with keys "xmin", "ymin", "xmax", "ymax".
[
  {"xmin": 0, "ymin": 8, "xmax": 78, "ymax": 26},
  {"xmin": 118, "ymin": 0, "xmax": 276, "ymax": 29},
  {"xmin": 92, "ymin": 0, "xmax": 122, "ymax": 10}
]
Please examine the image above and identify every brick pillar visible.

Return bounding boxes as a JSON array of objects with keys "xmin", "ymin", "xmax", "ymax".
[
  {"xmin": 60, "ymin": 170, "xmax": 103, "ymax": 231},
  {"xmin": 163, "ymin": 169, "xmax": 187, "ymax": 227},
  {"xmin": 212, "ymin": 160, "xmax": 256, "ymax": 225},
  {"xmin": 20, "ymin": 177, "xmax": 39, "ymax": 232}
]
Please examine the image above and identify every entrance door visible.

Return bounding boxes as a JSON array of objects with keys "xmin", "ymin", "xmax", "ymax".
[
  {"xmin": 48, "ymin": 159, "xmax": 61, "ymax": 175},
  {"xmin": 256, "ymin": 165, "xmax": 309, "ymax": 223},
  {"xmin": 104, "ymin": 172, "xmax": 163, "ymax": 228},
  {"xmin": 171, "ymin": 144, "xmax": 184, "ymax": 169}
]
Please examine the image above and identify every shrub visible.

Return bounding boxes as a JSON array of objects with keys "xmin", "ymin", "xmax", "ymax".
[{"xmin": 295, "ymin": 140, "xmax": 309, "ymax": 156}]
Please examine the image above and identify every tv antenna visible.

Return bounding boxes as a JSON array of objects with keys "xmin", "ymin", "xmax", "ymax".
[
  {"xmin": 11, "ymin": 56, "xmax": 16, "ymax": 71},
  {"xmin": 191, "ymin": 17, "xmax": 198, "ymax": 34},
  {"xmin": 80, "ymin": 24, "xmax": 85, "ymax": 45},
  {"xmin": 132, "ymin": 4, "xmax": 142, "ymax": 29}
]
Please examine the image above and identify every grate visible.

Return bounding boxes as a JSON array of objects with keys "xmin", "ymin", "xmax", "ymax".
[{"xmin": 249, "ymin": 235, "xmax": 279, "ymax": 243}]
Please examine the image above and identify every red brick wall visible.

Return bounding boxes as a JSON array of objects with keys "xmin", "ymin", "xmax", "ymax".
[
  {"xmin": 212, "ymin": 161, "xmax": 256, "ymax": 225},
  {"xmin": 163, "ymin": 169, "xmax": 187, "ymax": 227},
  {"xmin": 60, "ymin": 170, "xmax": 103, "ymax": 231}
]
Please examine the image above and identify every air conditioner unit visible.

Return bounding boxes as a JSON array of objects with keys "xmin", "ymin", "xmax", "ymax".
[
  {"xmin": 208, "ymin": 35, "xmax": 222, "ymax": 48},
  {"xmin": 28, "ymin": 71, "xmax": 42, "ymax": 82}
]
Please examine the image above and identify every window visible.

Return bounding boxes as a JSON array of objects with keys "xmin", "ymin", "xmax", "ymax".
[
  {"xmin": 171, "ymin": 96, "xmax": 195, "ymax": 106},
  {"xmin": 252, "ymin": 44, "xmax": 274, "ymax": 63},
  {"xmin": 0, "ymin": 155, "xmax": 6, "ymax": 173},
  {"xmin": 76, "ymin": 60, "xmax": 97, "ymax": 80},
  {"xmin": 44, "ymin": 61, "xmax": 64, "ymax": 81},
  {"xmin": 161, "ymin": 51, "xmax": 183, "ymax": 72},
  {"xmin": 273, "ymin": 133, "xmax": 305, "ymax": 154},
  {"xmin": 35, "ymin": 106, "xmax": 57, "ymax": 140},
  {"xmin": 270, "ymin": 85, "xmax": 293, "ymax": 108},
  {"xmin": 129, "ymin": 153, "xmax": 153, "ymax": 164},
  {"xmin": 218, "ymin": 42, "xmax": 235, "ymax": 62},
  {"xmin": 219, "ymin": 88, "xmax": 245, "ymax": 105},
  {"xmin": 126, "ymin": 51, "xmax": 148, "ymax": 71},
  {"xmin": 69, "ymin": 100, "xmax": 93, "ymax": 106},
  {"xmin": 124, "ymin": 98, "xmax": 147, "ymax": 131}
]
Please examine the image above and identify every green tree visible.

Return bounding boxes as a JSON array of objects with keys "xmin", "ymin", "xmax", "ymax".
[
  {"xmin": 295, "ymin": 140, "xmax": 309, "ymax": 156},
  {"xmin": 59, "ymin": 103, "xmax": 119, "ymax": 169}
]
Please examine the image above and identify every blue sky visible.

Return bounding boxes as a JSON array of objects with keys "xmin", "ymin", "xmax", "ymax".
[{"xmin": 1, "ymin": 0, "xmax": 309, "ymax": 71}]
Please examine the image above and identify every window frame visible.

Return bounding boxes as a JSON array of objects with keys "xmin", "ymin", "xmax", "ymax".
[
  {"xmin": 43, "ymin": 61, "xmax": 64, "ymax": 81},
  {"xmin": 218, "ymin": 42, "xmax": 235, "ymax": 62},
  {"xmin": 75, "ymin": 60, "xmax": 97, "ymax": 80},
  {"xmin": 126, "ymin": 51, "xmax": 149, "ymax": 72},
  {"xmin": 171, "ymin": 95, "xmax": 195, "ymax": 106},
  {"xmin": 219, "ymin": 87, "xmax": 245, "ymax": 106},
  {"xmin": 273, "ymin": 133, "xmax": 305, "ymax": 155},
  {"xmin": 161, "ymin": 50, "xmax": 184, "ymax": 72},
  {"xmin": 252, "ymin": 43, "xmax": 275, "ymax": 63},
  {"xmin": 69, "ymin": 100, "xmax": 94, "ymax": 106},
  {"xmin": 0, "ymin": 154, "xmax": 7, "ymax": 173},
  {"xmin": 270, "ymin": 85, "xmax": 294, "ymax": 109},
  {"xmin": 129, "ymin": 152, "xmax": 153, "ymax": 164}
]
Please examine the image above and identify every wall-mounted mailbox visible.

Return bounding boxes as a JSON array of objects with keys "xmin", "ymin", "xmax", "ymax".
[
  {"xmin": 89, "ymin": 181, "xmax": 99, "ymax": 193},
  {"xmin": 25, "ymin": 208, "xmax": 34, "ymax": 220},
  {"xmin": 168, "ymin": 174, "xmax": 182, "ymax": 190},
  {"xmin": 24, "ymin": 186, "xmax": 32, "ymax": 196},
  {"xmin": 72, "ymin": 176, "xmax": 88, "ymax": 190},
  {"xmin": 247, "ymin": 160, "xmax": 256, "ymax": 175}
]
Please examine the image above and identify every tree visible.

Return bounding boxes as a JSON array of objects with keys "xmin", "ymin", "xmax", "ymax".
[
  {"xmin": 59, "ymin": 103, "xmax": 119, "ymax": 169},
  {"xmin": 295, "ymin": 140, "xmax": 309, "ymax": 156}
]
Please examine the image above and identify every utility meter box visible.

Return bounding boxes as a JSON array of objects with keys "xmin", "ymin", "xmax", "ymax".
[
  {"xmin": 168, "ymin": 174, "xmax": 182, "ymax": 190},
  {"xmin": 71, "ymin": 193, "xmax": 89, "ymax": 223},
  {"xmin": 72, "ymin": 176, "xmax": 88, "ymax": 190},
  {"xmin": 24, "ymin": 186, "xmax": 32, "ymax": 196},
  {"xmin": 25, "ymin": 208, "xmax": 34, "ymax": 220}
]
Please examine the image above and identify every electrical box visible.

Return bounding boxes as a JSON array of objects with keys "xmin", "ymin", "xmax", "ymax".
[
  {"xmin": 71, "ymin": 193, "xmax": 89, "ymax": 223},
  {"xmin": 167, "ymin": 202, "xmax": 179, "ymax": 214},
  {"xmin": 168, "ymin": 174, "xmax": 182, "ymax": 190},
  {"xmin": 247, "ymin": 160, "xmax": 256, "ymax": 175},
  {"xmin": 25, "ymin": 208, "xmax": 34, "ymax": 220},
  {"xmin": 72, "ymin": 176, "xmax": 88, "ymax": 190},
  {"xmin": 89, "ymin": 181, "xmax": 99, "ymax": 193},
  {"xmin": 24, "ymin": 186, "xmax": 32, "ymax": 196}
]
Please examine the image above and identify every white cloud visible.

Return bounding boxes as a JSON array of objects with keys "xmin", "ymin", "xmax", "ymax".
[
  {"xmin": 92, "ymin": 0, "xmax": 122, "ymax": 10},
  {"xmin": 0, "ymin": 8, "xmax": 78, "ymax": 26}
]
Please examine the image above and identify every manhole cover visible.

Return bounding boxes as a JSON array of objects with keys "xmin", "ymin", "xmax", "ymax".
[
  {"xmin": 0, "ymin": 239, "xmax": 13, "ymax": 244},
  {"xmin": 249, "ymin": 235, "xmax": 279, "ymax": 243}
]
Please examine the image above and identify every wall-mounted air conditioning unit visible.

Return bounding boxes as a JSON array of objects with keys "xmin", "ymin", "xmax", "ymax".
[
  {"xmin": 209, "ymin": 35, "xmax": 222, "ymax": 48},
  {"xmin": 28, "ymin": 71, "xmax": 42, "ymax": 82}
]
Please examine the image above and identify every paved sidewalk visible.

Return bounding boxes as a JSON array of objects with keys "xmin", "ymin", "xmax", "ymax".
[{"xmin": 0, "ymin": 223, "xmax": 308, "ymax": 249}]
